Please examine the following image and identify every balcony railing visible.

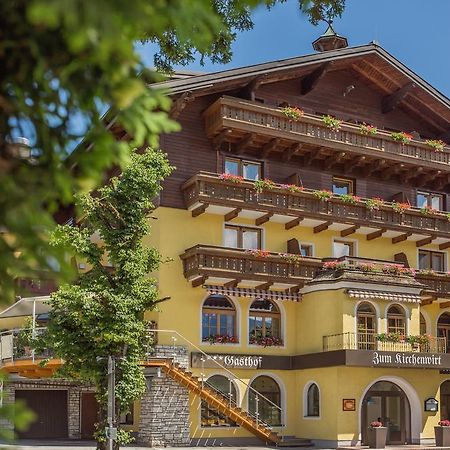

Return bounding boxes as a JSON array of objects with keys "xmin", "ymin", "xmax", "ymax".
[
  {"xmin": 323, "ymin": 331, "xmax": 447, "ymax": 354},
  {"xmin": 204, "ymin": 96, "xmax": 450, "ymax": 169},
  {"xmin": 15, "ymin": 277, "xmax": 57, "ymax": 296},
  {"xmin": 180, "ymin": 245, "xmax": 322, "ymax": 285},
  {"xmin": 182, "ymin": 172, "xmax": 450, "ymax": 238},
  {"xmin": 0, "ymin": 328, "xmax": 52, "ymax": 364}
]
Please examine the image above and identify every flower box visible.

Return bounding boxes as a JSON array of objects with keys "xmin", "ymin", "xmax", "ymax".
[
  {"xmin": 367, "ymin": 426, "xmax": 387, "ymax": 448},
  {"xmin": 435, "ymin": 422, "xmax": 450, "ymax": 446}
]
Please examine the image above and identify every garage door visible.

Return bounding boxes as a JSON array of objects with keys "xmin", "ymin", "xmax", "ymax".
[{"xmin": 15, "ymin": 390, "xmax": 68, "ymax": 439}]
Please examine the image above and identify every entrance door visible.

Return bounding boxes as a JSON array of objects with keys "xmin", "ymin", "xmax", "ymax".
[
  {"xmin": 81, "ymin": 392, "xmax": 99, "ymax": 439},
  {"xmin": 440, "ymin": 381, "xmax": 450, "ymax": 420},
  {"xmin": 362, "ymin": 381, "xmax": 410, "ymax": 445},
  {"xmin": 15, "ymin": 390, "xmax": 68, "ymax": 439}
]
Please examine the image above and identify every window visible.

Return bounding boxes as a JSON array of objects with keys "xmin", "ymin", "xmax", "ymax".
[
  {"xmin": 300, "ymin": 244, "xmax": 313, "ymax": 257},
  {"xmin": 306, "ymin": 383, "xmax": 320, "ymax": 417},
  {"xmin": 419, "ymin": 250, "xmax": 445, "ymax": 272},
  {"xmin": 249, "ymin": 376, "xmax": 281, "ymax": 426},
  {"xmin": 201, "ymin": 375, "xmax": 238, "ymax": 427},
  {"xmin": 225, "ymin": 157, "xmax": 261, "ymax": 181},
  {"xmin": 202, "ymin": 295, "xmax": 236, "ymax": 342},
  {"xmin": 332, "ymin": 177, "xmax": 354, "ymax": 195},
  {"xmin": 387, "ymin": 305, "xmax": 406, "ymax": 335},
  {"xmin": 357, "ymin": 303, "xmax": 376, "ymax": 350},
  {"xmin": 249, "ymin": 299, "xmax": 281, "ymax": 345},
  {"xmin": 119, "ymin": 406, "xmax": 134, "ymax": 425},
  {"xmin": 333, "ymin": 239, "xmax": 355, "ymax": 257},
  {"xmin": 438, "ymin": 313, "xmax": 450, "ymax": 353},
  {"xmin": 420, "ymin": 313, "xmax": 427, "ymax": 335},
  {"xmin": 417, "ymin": 191, "xmax": 444, "ymax": 211},
  {"xmin": 224, "ymin": 224, "xmax": 261, "ymax": 250}
]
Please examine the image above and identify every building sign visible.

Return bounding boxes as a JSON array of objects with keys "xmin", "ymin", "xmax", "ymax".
[
  {"xmin": 191, "ymin": 352, "xmax": 292, "ymax": 370},
  {"xmin": 371, "ymin": 351, "xmax": 443, "ymax": 368}
]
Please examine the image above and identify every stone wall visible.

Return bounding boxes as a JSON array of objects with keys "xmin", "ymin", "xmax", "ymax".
[{"xmin": 138, "ymin": 345, "xmax": 190, "ymax": 447}]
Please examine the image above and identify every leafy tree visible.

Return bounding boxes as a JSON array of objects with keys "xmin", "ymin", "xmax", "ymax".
[
  {"xmin": 0, "ymin": 0, "xmax": 345, "ymax": 302},
  {"xmin": 46, "ymin": 147, "xmax": 173, "ymax": 448}
]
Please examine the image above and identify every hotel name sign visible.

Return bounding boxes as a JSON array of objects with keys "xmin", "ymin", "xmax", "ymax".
[
  {"xmin": 191, "ymin": 353, "xmax": 263, "ymax": 369},
  {"xmin": 371, "ymin": 351, "xmax": 443, "ymax": 368}
]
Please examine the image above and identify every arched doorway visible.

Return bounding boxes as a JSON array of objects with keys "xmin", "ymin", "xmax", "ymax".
[
  {"xmin": 441, "ymin": 381, "xmax": 450, "ymax": 420},
  {"xmin": 362, "ymin": 381, "xmax": 411, "ymax": 445},
  {"xmin": 248, "ymin": 375, "xmax": 282, "ymax": 426}
]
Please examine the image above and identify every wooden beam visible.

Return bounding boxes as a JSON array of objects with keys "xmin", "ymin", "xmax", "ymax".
[
  {"xmin": 366, "ymin": 159, "xmax": 387, "ymax": 176},
  {"xmin": 314, "ymin": 221, "xmax": 332, "ymax": 234},
  {"xmin": 285, "ymin": 217, "xmax": 303, "ymax": 230},
  {"xmin": 304, "ymin": 147, "xmax": 326, "ymax": 166},
  {"xmin": 404, "ymin": 166, "xmax": 423, "ymax": 183},
  {"xmin": 433, "ymin": 174, "xmax": 450, "ymax": 190},
  {"xmin": 439, "ymin": 241, "xmax": 450, "ymax": 250},
  {"xmin": 416, "ymin": 236, "xmax": 435, "ymax": 247},
  {"xmin": 392, "ymin": 232, "xmax": 412, "ymax": 244},
  {"xmin": 440, "ymin": 301, "xmax": 450, "ymax": 309},
  {"xmin": 191, "ymin": 276, "xmax": 206, "ymax": 288},
  {"xmin": 324, "ymin": 151, "xmax": 346, "ymax": 170},
  {"xmin": 381, "ymin": 164, "xmax": 405, "ymax": 180},
  {"xmin": 238, "ymin": 74, "xmax": 268, "ymax": 101},
  {"xmin": 382, "ymin": 82, "xmax": 417, "ymax": 114},
  {"xmin": 345, "ymin": 155, "xmax": 366, "ymax": 174},
  {"xmin": 255, "ymin": 282, "xmax": 273, "ymax": 290},
  {"xmin": 301, "ymin": 61, "xmax": 334, "ymax": 95},
  {"xmin": 421, "ymin": 297, "xmax": 434, "ymax": 306},
  {"xmin": 367, "ymin": 228, "xmax": 386, "ymax": 241},
  {"xmin": 224, "ymin": 279, "xmax": 240, "ymax": 288},
  {"xmin": 255, "ymin": 212, "xmax": 273, "ymax": 226},
  {"xmin": 282, "ymin": 143, "xmax": 302, "ymax": 162},
  {"xmin": 170, "ymin": 91, "xmax": 195, "ymax": 119},
  {"xmin": 224, "ymin": 208, "xmax": 241, "ymax": 222},
  {"xmin": 415, "ymin": 171, "xmax": 441, "ymax": 188},
  {"xmin": 261, "ymin": 138, "xmax": 280, "ymax": 158},
  {"xmin": 235, "ymin": 133, "xmax": 254, "ymax": 155},
  {"xmin": 212, "ymin": 129, "xmax": 232, "ymax": 151},
  {"xmin": 192, "ymin": 203, "xmax": 208, "ymax": 218},
  {"xmin": 341, "ymin": 225, "xmax": 359, "ymax": 237}
]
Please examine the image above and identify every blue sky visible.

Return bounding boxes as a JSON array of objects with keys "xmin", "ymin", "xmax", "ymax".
[{"xmin": 137, "ymin": 0, "xmax": 450, "ymax": 97}]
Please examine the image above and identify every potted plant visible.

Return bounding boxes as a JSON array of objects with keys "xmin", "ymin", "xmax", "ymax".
[
  {"xmin": 426, "ymin": 139, "xmax": 445, "ymax": 152},
  {"xmin": 367, "ymin": 421, "xmax": 387, "ymax": 449},
  {"xmin": 253, "ymin": 178, "xmax": 276, "ymax": 194},
  {"xmin": 218, "ymin": 173, "xmax": 244, "ymax": 183},
  {"xmin": 359, "ymin": 123, "xmax": 378, "ymax": 136},
  {"xmin": 280, "ymin": 106, "xmax": 304, "ymax": 121},
  {"xmin": 364, "ymin": 197, "xmax": 384, "ymax": 211},
  {"xmin": 435, "ymin": 419, "xmax": 450, "ymax": 446},
  {"xmin": 313, "ymin": 189, "xmax": 333, "ymax": 202},
  {"xmin": 322, "ymin": 115, "xmax": 342, "ymax": 132},
  {"xmin": 390, "ymin": 131, "xmax": 413, "ymax": 145}
]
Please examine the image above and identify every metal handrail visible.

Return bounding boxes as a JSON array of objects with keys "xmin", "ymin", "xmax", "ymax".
[{"xmin": 149, "ymin": 329, "xmax": 283, "ymax": 429}]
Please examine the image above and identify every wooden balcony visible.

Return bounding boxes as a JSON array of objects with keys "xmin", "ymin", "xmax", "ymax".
[
  {"xmin": 180, "ymin": 244, "xmax": 322, "ymax": 290},
  {"xmin": 204, "ymin": 96, "xmax": 450, "ymax": 186},
  {"xmin": 15, "ymin": 276, "xmax": 57, "ymax": 296},
  {"xmin": 323, "ymin": 331, "xmax": 447, "ymax": 354},
  {"xmin": 182, "ymin": 172, "xmax": 450, "ymax": 246}
]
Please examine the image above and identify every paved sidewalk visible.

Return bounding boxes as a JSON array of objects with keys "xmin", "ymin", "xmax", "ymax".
[{"xmin": 0, "ymin": 445, "xmax": 278, "ymax": 450}]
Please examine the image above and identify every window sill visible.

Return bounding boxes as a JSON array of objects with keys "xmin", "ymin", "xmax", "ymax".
[{"xmin": 303, "ymin": 416, "xmax": 321, "ymax": 420}]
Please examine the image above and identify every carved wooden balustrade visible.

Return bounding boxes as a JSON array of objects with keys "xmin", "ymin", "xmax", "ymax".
[
  {"xmin": 180, "ymin": 244, "xmax": 322, "ymax": 286},
  {"xmin": 182, "ymin": 172, "xmax": 450, "ymax": 239},
  {"xmin": 204, "ymin": 96, "xmax": 450, "ymax": 172}
]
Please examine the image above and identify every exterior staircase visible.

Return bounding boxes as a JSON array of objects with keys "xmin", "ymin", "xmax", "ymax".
[{"xmin": 144, "ymin": 357, "xmax": 281, "ymax": 444}]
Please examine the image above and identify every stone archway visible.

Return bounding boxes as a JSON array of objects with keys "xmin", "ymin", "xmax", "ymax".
[{"xmin": 359, "ymin": 376, "xmax": 421, "ymax": 445}]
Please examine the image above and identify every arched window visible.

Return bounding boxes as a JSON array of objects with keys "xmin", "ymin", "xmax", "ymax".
[
  {"xmin": 249, "ymin": 375, "xmax": 281, "ymax": 426},
  {"xmin": 306, "ymin": 383, "xmax": 320, "ymax": 417},
  {"xmin": 387, "ymin": 305, "xmax": 406, "ymax": 335},
  {"xmin": 357, "ymin": 303, "xmax": 376, "ymax": 350},
  {"xmin": 202, "ymin": 295, "xmax": 236, "ymax": 343},
  {"xmin": 249, "ymin": 299, "xmax": 281, "ymax": 346},
  {"xmin": 438, "ymin": 313, "xmax": 450, "ymax": 353},
  {"xmin": 201, "ymin": 375, "xmax": 238, "ymax": 427},
  {"xmin": 420, "ymin": 313, "xmax": 427, "ymax": 335}
]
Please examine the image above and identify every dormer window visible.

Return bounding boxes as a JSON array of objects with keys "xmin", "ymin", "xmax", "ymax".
[{"xmin": 225, "ymin": 157, "xmax": 261, "ymax": 181}]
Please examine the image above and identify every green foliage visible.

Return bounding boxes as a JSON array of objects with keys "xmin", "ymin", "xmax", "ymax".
[
  {"xmin": 0, "ymin": 0, "xmax": 346, "ymax": 303},
  {"xmin": 45, "ymin": 148, "xmax": 173, "ymax": 445}
]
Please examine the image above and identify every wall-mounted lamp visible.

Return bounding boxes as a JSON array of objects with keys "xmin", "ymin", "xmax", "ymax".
[{"xmin": 343, "ymin": 84, "xmax": 355, "ymax": 97}]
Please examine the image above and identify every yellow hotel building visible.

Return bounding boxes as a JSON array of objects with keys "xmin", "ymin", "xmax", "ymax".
[{"xmin": 2, "ymin": 29, "xmax": 450, "ymax": 447}]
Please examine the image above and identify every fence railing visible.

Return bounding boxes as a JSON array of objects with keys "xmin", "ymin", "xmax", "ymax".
[
  {"xmin": 203, "ymin": 96, "xmax": 450, "ymax": 168},
  {"xmin": 0, "ymin": 327, "xmax": 51, "ymax": 363},
  {"xmin": 323, "ymin": 331, "xmax": 447, "ymax": 353}
]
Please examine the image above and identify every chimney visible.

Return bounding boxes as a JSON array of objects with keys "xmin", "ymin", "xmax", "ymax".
[{"xmin": 312, "ymin": 21, "xmax": 348, "ymax": 52}]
